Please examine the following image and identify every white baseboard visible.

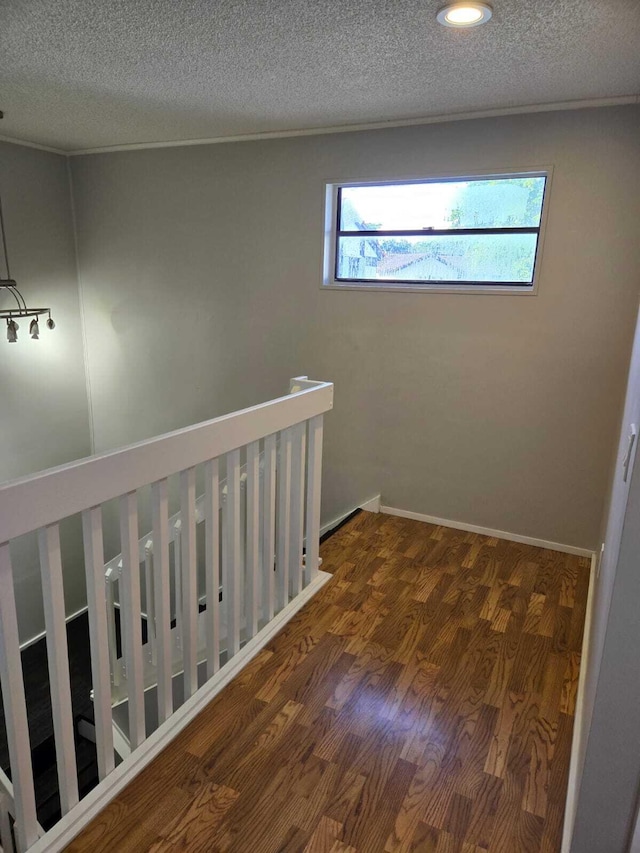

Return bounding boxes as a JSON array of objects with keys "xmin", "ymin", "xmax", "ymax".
[
  {"xmin": 319, "ymin": 494, "xmax": 381, "ymax": 538},
  {"xmin": 379, "ymin": 505, "xmax": 594, "ymax": 558},
  {"xmin": 561, "ymin": 550, "xmax": 598, "ymax": 852},
  {"xmin": 28, "ymin": 569, "xmax": 332, "ymax": 853},
  {"xmin": 359, "ymin": 494, "xmax": 381, "ymax": 513}
]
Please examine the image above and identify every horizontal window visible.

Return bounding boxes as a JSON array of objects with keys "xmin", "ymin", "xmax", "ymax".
[{"xmin": 324, "ymin": 173, "xmax": 549, "ymax": 292}]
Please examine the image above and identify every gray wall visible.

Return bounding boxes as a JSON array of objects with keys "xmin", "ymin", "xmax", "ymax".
[
  {"xmin": 565, "ymin": 300, "xmax": 640, "ymax": 849},
  {"xmin": 70, "ymin": 105, "xmax": 640, "ymax": 550},
  {"xmin": 0, "ymin": 142, "xmax": 92, "ymax": 642},
  {"xmin": 571, "ymin": 433, "xmax": 640, "ymax": 852}
]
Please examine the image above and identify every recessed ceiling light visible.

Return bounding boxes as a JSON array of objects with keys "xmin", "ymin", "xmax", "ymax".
[{"xmin": 437, "ymin": 2, "xmax": 493, "ymax": 27}]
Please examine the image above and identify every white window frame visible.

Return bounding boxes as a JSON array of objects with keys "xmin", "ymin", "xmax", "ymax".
[{"xmin": 322, "ymin": 168, "xmax": 553, "ymax": 295}]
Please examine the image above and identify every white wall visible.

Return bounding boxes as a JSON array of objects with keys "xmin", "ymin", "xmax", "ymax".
[
  {"xmin": 0, "ymin": 141, "xmax": 92, "ymax": 642},
  {"xmin": 70, "ymin": 105, "xmax": 640, "ymax": 550}
]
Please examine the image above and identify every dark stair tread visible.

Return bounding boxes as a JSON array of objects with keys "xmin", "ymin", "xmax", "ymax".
[
  {"xmin": 35, "ymin": 734, "xmax": 99, "ymax": 831},
  {"xmin": 1, "ymin": 612, "xmax": 96, "ymax": 772}
]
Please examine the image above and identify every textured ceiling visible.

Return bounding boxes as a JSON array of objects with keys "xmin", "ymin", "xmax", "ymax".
[{"xmin": 1, "ymin": 0, "xmax": 639, "ymax": 152}]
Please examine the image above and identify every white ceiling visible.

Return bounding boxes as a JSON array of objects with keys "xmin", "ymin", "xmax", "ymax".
[{"xmin": 1, "ymin": 0, "xmax": 639, "ymax": 153}]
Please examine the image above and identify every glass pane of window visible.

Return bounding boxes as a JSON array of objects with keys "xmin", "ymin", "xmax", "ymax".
[
  {"xmin": 336, "ymin": 233, "xmax": 539, "ymax": 284},
  {"xmin": 339, "ymin": 177, "xmax": 546, "ymax": 232}
]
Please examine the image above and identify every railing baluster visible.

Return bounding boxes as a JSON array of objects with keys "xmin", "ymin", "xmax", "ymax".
[
  {"xmin": 119, "ymin": 492, "xmax": 145, "ymax": 749},
  {"xmin": 151, "ymin": 479, "xmax": 172, "ymax": 724},
  {"xmin": 290, "ymin": 422, "xmax": 306, "ymax": 597},
  {"xmin": 276, "ymin": 427, "xmax": 293, "ymax": 611},
  {"xmin": 144, "ymin": 541, "xmax": 156, "ymax": 665},
  {"xmin": 105, "ymin": 568, "xmax": 119, "ymax": 688},
  {"xmin": 246, "ymin": 441, "xmax": 260, "ymax": 639},
  {"xmin": 305, "ymin": 415, "xmax": 324, "ymax": 583},
  {"xmin": 225, "ymin": 449, "xmax": 241, "ymax": 657},
  {"xmin": 180, "ymin": 467, "xmax": 198, "ymax": 698},
  {"xmin": 204, "ymin": 459, "xmax": 220, "ymax": 679},
  {"xmin": 239, "ymin": 474, "xmax": 246, "ymax": 622},
  {"xmin": 221, "ymin": 492, "xmax": 227, "ymax": 654},
  {"xmin": 82, "ymin": 507, "xmax": 115, "ymax": 781},
  {"xmin": 262, "ymin": 434, "xmax": 276, "ymax": 622},
  {"xmin": 173, "ymin": 521, "xmax": 182, "ymax": 652},
  {"xmin": 0, "ymin": 543, "xmax": 38, "ymax": 851},
  {"xmin": 38, "ymin": 523, "xmax": 79, "ymax": 815}
]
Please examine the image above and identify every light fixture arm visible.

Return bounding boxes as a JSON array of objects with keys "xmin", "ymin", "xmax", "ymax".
[
  {"xmin": 4, "ymin": 283, "xmax": 24, "ymax": 311},
  {"xmin": 0, "ymin": 191, "xmax": 11, "ymax": 281}
]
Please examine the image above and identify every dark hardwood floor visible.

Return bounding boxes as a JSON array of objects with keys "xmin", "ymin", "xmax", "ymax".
[{"xmin": 66, "ymin": 511, "xmax": 589, "ymax": 852}]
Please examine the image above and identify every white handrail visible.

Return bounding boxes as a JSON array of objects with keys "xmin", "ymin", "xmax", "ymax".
[{"xmin": 0, "ymin": 381, "xmax": 333, "ymax": 543}]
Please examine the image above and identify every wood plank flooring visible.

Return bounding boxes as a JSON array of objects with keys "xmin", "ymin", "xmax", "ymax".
[{"xmin": 67, "ymin": 511, "xmax": 590, "ymax": 853}]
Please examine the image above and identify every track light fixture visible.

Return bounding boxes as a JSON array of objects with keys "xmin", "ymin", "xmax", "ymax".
[{"xmin": 0, "ymin": 188, "xmax": 55, "ymax": 342}]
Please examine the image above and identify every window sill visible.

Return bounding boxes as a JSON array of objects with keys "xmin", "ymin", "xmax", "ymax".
[{"xmin": 322, "ymin": 281, "xmax": 537, "ymax": 295}]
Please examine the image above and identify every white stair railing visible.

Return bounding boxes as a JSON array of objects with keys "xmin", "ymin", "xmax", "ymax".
[
  {"xmin": 0, "ymin": 377, "xmax": 333, "ymax": 853},
  {"xmin": 102, "ymin": 437, "xmax": 298, "ymax": 726}
]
